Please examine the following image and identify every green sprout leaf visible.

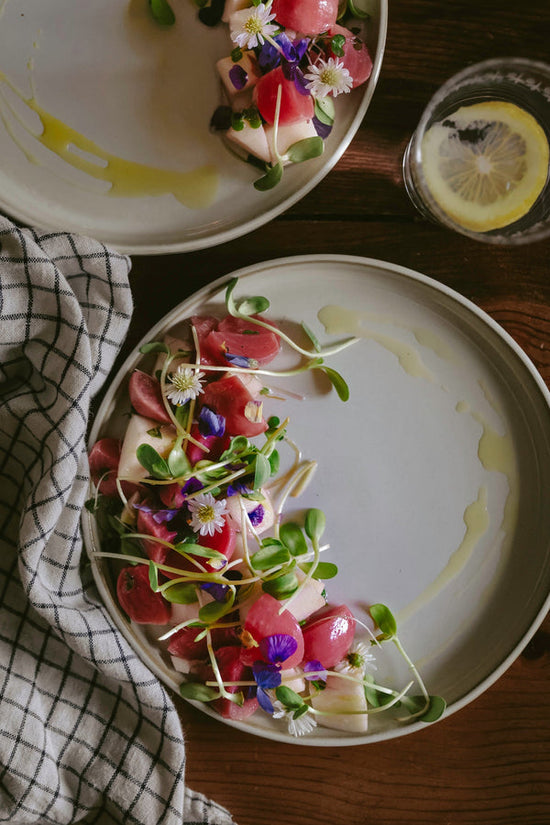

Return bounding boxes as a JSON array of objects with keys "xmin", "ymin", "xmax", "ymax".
[
  {"xmin": 418, "ymin": 695, "xmax": 446, "ymax": 723},
  {"xmin": 199, "ymin": 594, "xmax": 235, "ymax": 624},
  {"xmin": 236, "ymin": 295, "xmax": 270, "ymax": 315},
  {"xmin": 300, "ymin": 561, "xmax": 338, "ymax": 580},
  {"xmin": 168, "ymin": 437, "xmax": 191, "ymax": 477},
  {"xmin": 329, "ymin": 33, "xmax": 346, "ymax": 57},
  {"xmin": 275, "ymin": 685, "xmax": 305, "ymax": 711},
  {"xmin": 320, "ymin": 366, "xmax": 350, "ymax": 401},
  {"xmin": 148, "ymin": 0, "xmax": 175, "ymax": 26},
  {"xmin": 254, "ymin": 162, "xmax": 283, "ymax": 191},
  {"xmin": 301, "ymin": 322, "xmax": 322, "ymax": 352},
  {"xmin": 136, "ymin": 443, "xmax": 172, "ymax": 479},
  {"xmin": 139, "ymin": 340, "xmax": 170, "ymax": 355},
  {"xmin": 148, "ymin": 561, "xmax": 159, "ymax": 592},
  {"xmin": 370, "ymin": 603, "xmax": 397, "ymax": 640},
  {"xmin": 173, "ymin": 541, "xmax": 226, "ymax": 562},
  {"xmin": 162, "ymin": 582, "xmax": 199, "ymax": 604},
  {"xmin": 314, "ymin": 96, "xmax": 335, "ymax": 126},
  {"xmin": 253, "ymin": 453, "xmax": 272, "ymax": 489},
  {"xmin": 262, "ymin": 570, "xmax": 299, "ymax": 599},
  {"xmin": 304, "ymin": 508, "xmax": 326, "ymax": 542},
  {"xmin": 279, "ymin": 522, "xmax": 307, "ymax": 557},
  {"xmin": 286, "ymin": 136, "xmax": 324, "ymax": 164},
  {"xmin": 250, "ymin": 542, "xmax": 290, "ymax": 571},
  {"xmin": 179, "ymin": 682, "xmax": 219, "ymax": 703}
]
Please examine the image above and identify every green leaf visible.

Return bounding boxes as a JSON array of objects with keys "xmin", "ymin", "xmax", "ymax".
[
  {"xmin": 370, "ymin": 603, "xmax": 397, "ymax": 639},
  {"xmin": 419, "ymin": 695, "xmax": 446, "ymax": 723},
  {"xmin": 254, "ymin": 162, "xmax": 283, "ymax": 191},
  {"xmin": 148, "ymin": 561, "xmax": 159, "ymax": 592},
  {"xmin": 279, "ymin": 522, "xmax": 308, "ymax": 557},
  {"xmin": 300, "ymin": 561, "xmax": 338, "ymax": 580},
  {"xmin": 198, "ymin": 594, "xmax": 235, "ymax": 624},
  {"xmin": 168, "ymin": 438, "xmax": 191, "ymax": 477},
  {"xmin": 179, "ymin": 681, "xmax": 219, "ymax": 703},
  {"xmin": 253, "ymin": 453, "xmax": 271, "ymax": 489},
  {"xmin": 304, "ymin": 508, "xmax": 326, "ymax": 542},
  {"xmin": 286, "ymin": 136, "xmax": 324, "ymax": 164},
  {"xmin": 262, "ymin": 571, "xmax": 299, "ymax": 599},
  {"xmin": 139, "ymin": 340, "xmax": 170, "ymax": 355},
  {"xmin": 136, "ymin": 443, "xmax": 172, "ymax": 479},
  {"xmin": 275, "ymin": 685, "xmax": 305, "ymax": 710},
  {"xmin": 329, "ymin": 33, "xmax": 346, "ymax": 57},
  {"xmin": 148, "ymin": 0, "xmax": 175, "ymax": 26},
  {"xmin": 236, "ymin": 296, "xmax": 270, "ymax": 315},
  {"xmin": 301, "ymin": 322, "xmax": 322, "ymax": 352},
  {"xmin": 320, "ymin": 366, "xmax": 350, "ymax": 401},
  {"xmin": 314, "ymin": 96, "xmax": 335, "ymax": 126},
  {"xmin": 268, "ymin": 449, "xmax": 280, "ymax": 476},
  {"xmin": 250, "ymin": 542, "xmax": 290, "ymax": 571},
  {"xmin": 162, "ymin": 582, "xmax": 199, "ymax": 604},
  {"xmin": 174, "ymin": 541, "xmax": 226, "ymax": 561}
]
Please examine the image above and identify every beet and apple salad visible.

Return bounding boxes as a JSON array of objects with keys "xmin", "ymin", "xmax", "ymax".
[{"xmin": 87, "ymin": 277, "xmax": 445, "ymax": 738}]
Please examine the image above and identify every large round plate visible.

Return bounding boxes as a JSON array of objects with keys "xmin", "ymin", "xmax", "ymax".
[
  {"xmin": 83, "ymin": 255, "xmax": 550, "ymax": 745},
  {"xmin": 0, "ymin": 0, "xmax": 386, "ymax": 254}
]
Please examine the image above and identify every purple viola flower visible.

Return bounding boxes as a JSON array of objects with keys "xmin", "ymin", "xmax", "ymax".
[
  {"xmin": 253, "ymin": 661, "xmax": 282, "ymax": 714},
  {"xmin": 313, "ymin": 116, "xmax": 333, "ymax": 140},
  {"xmin": 198, "ymin": 406, "xmax": 226, "ymax": 438},
  {"xmin": 225, "ymin": 352, "xmax": 253, "ymax": 368},
  {"xmin": 303, "ymin": 660, "xmax": 327, "ymax": 682},
  {"xmin": 229, "ymin": 64, "xmax": 248, "ymax": 90},
  {"xmin": 226, "ymin": 479, "xmax": 252, "ymax": 497},
  {"xmin": 259, "ymin": 633, "xmax": 298, "ymax": 665},
  {"xmin": 133, "ymin": 501, "xmax": 179, "ymax": 524},
  {"xmin": 182, "ymin": 476, "xmax": 204, "ymax": 496},
  {"xmin": 247, "ymin": 504, "xmax": 265, "ymax": 526},
  {"xmin": 200, "ymin": 581, "xmax": 229, "ymax": 602}
]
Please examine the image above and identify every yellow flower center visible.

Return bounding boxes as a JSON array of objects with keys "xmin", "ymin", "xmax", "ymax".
[{"xmin": 320, "ymin": 67, "xmax": 339, "ymax": 87}]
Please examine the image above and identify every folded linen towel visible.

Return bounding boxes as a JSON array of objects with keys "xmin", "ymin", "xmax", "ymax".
[{"xmin": 0, "ymin": 217, "xmax": 235, "ymax": 825}]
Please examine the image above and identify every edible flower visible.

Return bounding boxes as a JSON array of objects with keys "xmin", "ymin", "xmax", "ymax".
[
  {"xmin": 187, "ymin": 492, "xmax": 228, "ymax": 536},
  {"xmin": 303, "ymin": 659, "xmax": 327, "ymax": 683},
  {"xmin": 252, "ymin": 661, "xmax": 282, "ymax": 713},
  {"xmin": 304, "ymin": 57, "xmax": 353, "ymax": 99},
  {"xmin": 259, "ymin": 633, "xmax": 298, "ymax": 665},
  {"xmin": 229, "ymin": 2, "xmax": 278, "ymax": 51},
  {"xmin": 272, "ymin": 701, "xmax": 318, "ymax": 737},
  {"xmin": 334, "ymin": 641, "xmax": 376, "ymax": 675},
  {"xmin": 198, "ymin": 407, "xmax": 226, "ymax": 437},
  {"xmin": 166, "ymin": 366, "xmax": 205, "ymax": 406}
]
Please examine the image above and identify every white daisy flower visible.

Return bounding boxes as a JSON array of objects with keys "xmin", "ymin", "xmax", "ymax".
[
  {"xmin": 165, "ymin": 366, "xmax": 205, "ymax": 406},
  {"xmin": 230, "ymin": 2, "xmax": 278, "ymax": 50},
  {"xmin": 334, "ymin": 641, "xmax": 376, "ymax": 676},
  {"xmin": 272, "ymin": 701, "xmax": 317, "ymax": 737},
  {"xmin": 187, "ymin": 492, "xmax": 228, "ymax": 536},
  {"xmin": 304, "ymin": 57, "xmax": 353, "ymax": 99}
]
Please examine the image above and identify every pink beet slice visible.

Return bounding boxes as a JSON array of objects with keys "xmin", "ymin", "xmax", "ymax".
[
  {"xmin": 116, "ymin": 565, "xmax": 171, "ymax": 625},
  {"xmin": 129, "ymin": 370, "xmax": 171, "ymax": 423},
  {"xmin": 271, "ymin": 0, "xmax": 338, "ymax": 35},
  {"xmin": 326, "ymin": 24, "xmax": 373, "ymax": 88},
  {"xmin": 241, "ymin": 593, "xmax": 304, "ymax": 669},
  {"xmin": 89, "ymin": 437, "xmax": 121, "ymax": 497},
  {"xmin": 302, "ymin": 603, "xmax": 355, "ymax": 668},
  {"xmin": 211, "ymin": 646, "xmax": 259, "ymax": 720},
  {"xmin": 200, "ymin": 375, "xmax": 267, "ymax": 437},
  {"xmin": 254, "ymin": 66, "xmax": 314, "ymax": 125}
]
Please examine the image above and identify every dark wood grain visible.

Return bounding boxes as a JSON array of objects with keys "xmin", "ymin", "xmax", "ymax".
[{"xmin": 121, "ymin": 2, "xmax": 550, "ymax": 823}]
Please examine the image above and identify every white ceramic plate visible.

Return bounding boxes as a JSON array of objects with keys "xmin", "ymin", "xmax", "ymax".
[
  {"xmin": 83, "ymin": 255, "xmax": 550, "ymax": 745},
  {"xmin": 0, "ymin": 0, "xmax": 386, "ymax": 255}
]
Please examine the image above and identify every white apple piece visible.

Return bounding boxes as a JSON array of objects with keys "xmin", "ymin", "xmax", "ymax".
[
  {"xmin": 310, "ymin": 674, "xmax": 369, "ymax": 733},
  {"xmin": 118, "ymin": 414, "xmax": 175, "ymax": 481}
]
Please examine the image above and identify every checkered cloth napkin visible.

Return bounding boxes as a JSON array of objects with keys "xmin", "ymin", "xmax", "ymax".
[{"xmin": 0, "ymin": 217, "xmax": 235, "ymax": 825}]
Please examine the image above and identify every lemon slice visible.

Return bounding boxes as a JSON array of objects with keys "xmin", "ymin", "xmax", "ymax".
[{"xmin": 420, "ymin": 100, "xmax": 550, "ymax": 232}]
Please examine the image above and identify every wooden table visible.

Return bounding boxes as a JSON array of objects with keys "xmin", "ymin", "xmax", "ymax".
[{"xmin": 118, "ymin": 2, "xmax": 550, "ymax": 822}]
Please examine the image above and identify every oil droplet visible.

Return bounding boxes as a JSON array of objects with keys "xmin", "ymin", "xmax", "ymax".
[
  {"xmin": 318, "ymin": 304, "xmax": 436, "ymax": 383},
  {"xmin": 0, "ymin": 71, "xmax": 218, "ymax": 209},
  {"xmin": 397, "ymin": 486, "xmax": 489, "ymax": 624}
]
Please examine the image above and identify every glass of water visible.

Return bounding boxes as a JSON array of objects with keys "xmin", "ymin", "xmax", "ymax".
[{"xmin": 402, "ymin": 58, "xmax": 550, "ymax": 245}]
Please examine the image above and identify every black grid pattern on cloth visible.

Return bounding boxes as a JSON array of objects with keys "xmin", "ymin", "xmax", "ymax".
[{"xmin": 0, "ymin": 218, "xmax": 235, "ymax": 825}]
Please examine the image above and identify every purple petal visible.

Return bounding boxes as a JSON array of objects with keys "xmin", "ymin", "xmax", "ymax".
[
  {"xmin": 227, "ymin": 480, "xmax": 252, "ymax": 497},
  {"xmin": 247, "ymin": 504, "xmax": 265, "ymax": 526},
  {"xmin": 225, "ymin": 353, "xmax": 253, "ymax": 368},
  {"xmin": 259, "ymin": 633, "xmax": 298, "ymax": 665},
  {"xmin": 258, "ymin": 40, "xmax": 281, "ymax": 72},
  {"xmin": 292, "ymin": 67, "xmax": 311, "ymax": 96},
  {"xmin": 313, "ymin": 116, "xmax": 332, "ymax": 140},
  {"xmin": 200, "ymin": 581, "xmax": 229, "ymax": 601},
  {"xmin": 152, "ymin": 508, "xmax": 179, "ymax": 524},
  {"xmin": 304, "ymin": 659, "xmax": 327, "ymax": 681},
  {"xmin": 182, "ymin": 476, "xmax": 204, "ymax": 496},
  {"xmin": 253, "ymin": 660, "xmax": 282, "ymax": 689},
  {"xmin": 229, "ymin": 64, "xmax": 248, "ymax": 91},
  {"xmin": 199, "ymin": 407, "xmax": 226, "ymax": 437},
  {"xmin": 256, "ymin": 686, "xmax": 275, "ymax": 714}
]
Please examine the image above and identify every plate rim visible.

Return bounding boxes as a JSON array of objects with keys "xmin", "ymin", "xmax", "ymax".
[
  {"xmin": 83, "ymin": 253, "xmax": 550, "ymax": 746},
  {"xmin": 0, "ymin": 4, "xmax": 388, "ymax": 255}
]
